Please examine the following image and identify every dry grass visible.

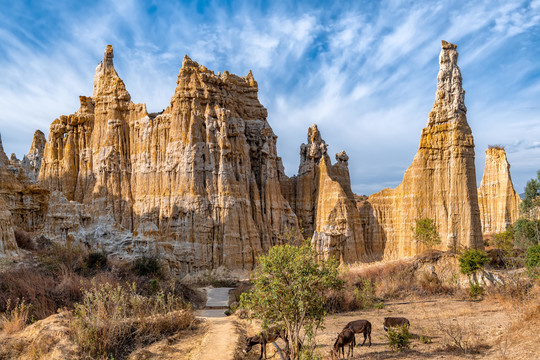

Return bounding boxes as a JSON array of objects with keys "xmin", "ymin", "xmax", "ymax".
[
  {"xmin": 0, "ymin": 300, "xmax": 32, "ymax": 334},
  {"xmin": 70, "ymin": 281, "xmax": 194, "ymax": 359},
  {"xmin": 436, "ymin": 317, "xmax": 490, "ymax": 355}
]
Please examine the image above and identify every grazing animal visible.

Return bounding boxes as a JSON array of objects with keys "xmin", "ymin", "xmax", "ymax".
[
  {"xmin": 243, "ymin": 326, "xmax": 286, "ymax": 360},
  {"xmin": 332, "ymin": 328, "xmax": 356, "ymax": 359},
  {"xmin": 383, "ymin": 317, "xmax": 410, "ymax": 331},
  {"xmin": 344, "ymin": 319, "xmax": 372, "ymax": 347}
]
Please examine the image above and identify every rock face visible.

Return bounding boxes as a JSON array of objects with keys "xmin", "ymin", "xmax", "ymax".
[
  {"xmin": 0, "ymin": 131, "xmax": 49, "ymax": 232},
  {"xmin": 477, "ymin": 147, "xmax": 521, "ymax": 236},
  {"xmin": 361, "ymin": 41, "xmax": 484, "ymax": 258},
  {"xmin": 0, "ymin": 196, "xmax": 18, "ymax": 257},
  {"xmin": 282, "ymin": 125, "xmax": 367, "ymax": 262},
  {"xmin": 38, "ymin": 46, "xmax": 298, "ymax": 272},
  {"xmin": 0, "ymin": 138, "xmax": 19, "ymax": 257}
]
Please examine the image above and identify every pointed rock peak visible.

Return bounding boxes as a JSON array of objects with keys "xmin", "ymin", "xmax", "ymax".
[
  {"xmin": 428, "ymin": 40, "xmax": 466, "ymax": 125},
  {"xmin": 29, "ymin": 130, "xmax": 46, "ymax": 154},
  {"xmin": 245, "ymin": 69, "xmax": 257, "ymax": 87},
  {"xmin": 441, "ymin": 40, "xmax": 457, "ymax": 50},
  {"xmin": 182, "ymin": 54, "xmax": 199, "ymax": 69},
  {"xmin": 299, "ymin": 124, "xmax": 328, "ymax": 174},
  {"xmin": 336, "ymin": 150, "xmax": 349, "ymax": 166},
  {"xmin": 10, "ymin": 153, "xmax": 18, "ymax": 162},
  {"xmin": 103, "ymin": 45, "xmax": 114, "ymax": 68},
  {"xmin": 93, "ymin": 45, "xmax": 129, "ymax": 99},
  {"xmin": 0, "ymin": 133, "xmax": 9, "ymax": 165},
  {"xmin": 307, "ymin": 124, "xmax": 323, "ymax": 144}
]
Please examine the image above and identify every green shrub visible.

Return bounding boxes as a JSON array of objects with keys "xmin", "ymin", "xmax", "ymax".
[
  {"xmin": 386, "ymin": 324, "xmax": 412, "ymax": 351},
  {"xmin": 525, "ymin": 245, "xmax": 540, "ymax": 277},
  {"xmin": 458, "ymin": 249, "xmax": 490, "ymax": 276},
  {"xmin": 513, "ymin": 218, "xmax": 540, "ymax": 248},
  {"xmin": 468, "ymin": 282, "xmax": 483, "ymax": 299},
  {"xmin": 355, "ymin": 278, "xmax": 376, "ymax": 309},
  {"xmin": 132, "ymin": 256, "xmax": 162, "ymax": 277},
  {"xmin": 412, "ymin": 218, "xmax": 441, "ymax": 249}
]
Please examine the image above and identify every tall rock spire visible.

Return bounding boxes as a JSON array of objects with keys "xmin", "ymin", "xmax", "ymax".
[
  {"xmin": 478, "ymin": 147, "xmax": 521, "ymax": 235},
  {"xmin": 362, "ymin": 41, "xmax": 483, "ymax": 258}
]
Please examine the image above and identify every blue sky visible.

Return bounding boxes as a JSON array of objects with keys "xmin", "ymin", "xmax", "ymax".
[{"xmin": 0, "ymin": 0, "xmax": 539, "ymax": 195}]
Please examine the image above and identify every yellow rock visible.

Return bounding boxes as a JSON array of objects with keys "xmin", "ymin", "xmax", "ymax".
[
  {"xmin": 361, "ymin": 41, "xmax": 484, "ymax": 258},
  {"xmin": 477, "ymin": 147, "xmax": 521, "ymax": 236}
]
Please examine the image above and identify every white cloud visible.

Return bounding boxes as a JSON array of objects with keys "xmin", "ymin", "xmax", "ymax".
[{"xmin": 0, "ymin": 0, "xmax": 539, "ymax": 195}]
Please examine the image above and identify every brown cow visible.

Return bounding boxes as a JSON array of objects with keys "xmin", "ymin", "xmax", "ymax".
[{"xmin": 344, "ymin": 319, "xmax": 372, "ymax": 346}]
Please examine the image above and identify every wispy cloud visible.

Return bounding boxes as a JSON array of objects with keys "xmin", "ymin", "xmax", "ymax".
[{"xmin": 0, "ymin": 0, "xmax": 539, "ymax": 195}]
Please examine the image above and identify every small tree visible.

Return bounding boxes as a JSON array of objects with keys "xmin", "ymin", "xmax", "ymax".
[
  {"xmin": 525, "ymin": 245, "xmax": 540, "ymax": 278},
  {"xmin": 412, "ymin": 218, "xmax": 441, "ymax": 250},
  {"xmin": 458, "ymin": 249, "xmax": 490, "ymax": 298},
  {"xmin": 240, "ymin": 241, "xmax": 343, "ymax": 360},
  {"xmin": 521, "ymin": 170, "xmax": 540, "ymax": 219},
  {"xmin": 513, "ymin": 218, "xmax": 540, "ymax": 248}
]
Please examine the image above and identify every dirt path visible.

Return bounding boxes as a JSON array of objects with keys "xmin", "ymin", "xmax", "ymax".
[{"xmin": 194, "ymin": 287, "xmax": 239, "ymax": 360}]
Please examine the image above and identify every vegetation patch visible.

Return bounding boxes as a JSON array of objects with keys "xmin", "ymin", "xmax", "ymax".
[{"xmin": 71, "ymin": 282, "xmax": 192, "ymax": 360}]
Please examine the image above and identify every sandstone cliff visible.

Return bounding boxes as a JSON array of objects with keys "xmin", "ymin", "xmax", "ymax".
[
  {"xmin": 38, "ymin": 46, "xmax": 298, "ymax": 272},
  {"xmin": 0, "ymin": 131, "xmax": 49, "ymax": 232},
  {"xmin": 477, "ymin": 147, "xmax": 521, "ymax": 236},
  {"xmin": 361, "ymin": 41, "xmax": 484, "ymax": 258},
  {"xmin": 282, "ymin": 125, "xmax": 367, "ymax": 262},
  {"xmin": 0, "ymin": 195, "xmax": 18, "ymax": 258}
]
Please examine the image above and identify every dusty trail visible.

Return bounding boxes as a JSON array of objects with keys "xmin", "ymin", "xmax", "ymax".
[{"xmin": 194, "ymin": 287, "xmax": 239, "ymax": 360}]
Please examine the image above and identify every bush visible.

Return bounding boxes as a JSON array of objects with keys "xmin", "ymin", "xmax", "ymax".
[
  {"xmin": 386, "ymin": 325, "xmax": 412, "ymax": 351},
  {"xmin": 0, "ymin": 299, "xmax": 32, "ymax": 334},
  {"xmin": 458, "ymin": 249, "xmax": 490, "ymax": 276},
  {"xmin": 526, "ymin": 245, "xmax": 540, "ymax": 277},
  {"xmin": 71, "ymin": 282, "xmax": 191, "ymax": 359},
  {"xmin": 86, "ymin": 252, "xmax": 108, "ymax": 270},
  {"xmin": 14, "ymin": 230, "xmax": 35, "ymax": 250},
  {"xmin": 132, "ymin": 256, "xmax": 162, "ymax": 277},
  {"xmin": 513, "ymin": 218, "xmax": 540, "ymax": 248},
  {"xmin": 468, "ymin": 282, "xmax": 483, "ymax": 299},
  {"xmin": 412, "ymin": 218, "xmax": 441, "ymax": 249}
]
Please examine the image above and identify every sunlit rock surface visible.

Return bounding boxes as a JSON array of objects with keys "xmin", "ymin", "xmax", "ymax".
[
  {"xmin": 477, "ymin": 147, "xmax": 521, "ymax": 236},
  {"xmin": 361, "ymin": 41, "xmax": 484, "ymax": 258}
]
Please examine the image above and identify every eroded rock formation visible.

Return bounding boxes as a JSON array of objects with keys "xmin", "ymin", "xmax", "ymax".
[
  {"xmin": 282, "ymin": 125, "xmax": 367, "ymax": 262},
  {"xmin": 477, "ymin": 147, "xmax": 521, "ymax": 236},
  {"xmin": 38, "ymin": 46, "xmax": 298, "ymax": 272},
  {"xmin": 361, "ymin": 41, "xmax": 484, "ymax": 258},
  {"xmin": 0, "ymin": 131, "xmax": 49, "ymax": 232}
]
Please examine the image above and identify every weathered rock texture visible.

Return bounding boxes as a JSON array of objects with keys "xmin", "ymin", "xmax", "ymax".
[
  {"xmin": 361, "ymin": 41, "xmax": 484, "ymax": 258},
  {"xmin": 38, "ymin": 46, "xmax": 298, "ymax": 272},
  {"xmin": 0, "ymin": 138, "xmax": 19, "ymax": 257},
  {"xmin": 281, "ymin": 125, "xmax": 367, "ymax": 262},
  {"xmin": 0, "ymin": 131, "xmax": 49, "ymax": 232},
  {"xmin": 477, "ymin": 147, "xmax": 521, "ymax": 236}
]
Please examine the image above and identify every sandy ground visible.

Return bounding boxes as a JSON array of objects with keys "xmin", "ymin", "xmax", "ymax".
[
  {"xmin": 235, "ymin": 297, "xmax": 539, "ymax": 360},
  {"xmin": 194, "ymin": 287, "xmax": 240, "ymax": 360}
]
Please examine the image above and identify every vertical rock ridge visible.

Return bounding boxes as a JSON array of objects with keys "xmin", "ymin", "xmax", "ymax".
[
  {"xmin": 284, "ymin": 124, "xmax": 367, "ymax": 262},
  {"xmin": 363, "ymin": 41, "xmax": 483, "ymax": 258},
  {"xmin": 478, "ymin": 147, "xmax": 521, "ymax": 236}
]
